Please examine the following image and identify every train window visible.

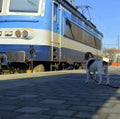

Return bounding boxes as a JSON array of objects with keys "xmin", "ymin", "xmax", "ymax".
[
  {"xmin": 0, "ymin": 0, "xmax": 3, "ymax": 13},
  {"xmin": 9, "ymin": 0, "xmax": 39, "ymax": 13},
  {"xmin": 64, "ymin": 19, "xmax": 101, "ymax": 50},
  {"xmin": 78, "ymin": 19, "xmax": 82, "ymax": 26},
  {"xmin": 53, "ymin": 3, "xmax": 57, "ymax": 21}
]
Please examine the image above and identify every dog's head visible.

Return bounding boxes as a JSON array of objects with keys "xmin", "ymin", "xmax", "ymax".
[{"xmin": 84, "ymin": 52, "xmax": 94, "ymax": 60}]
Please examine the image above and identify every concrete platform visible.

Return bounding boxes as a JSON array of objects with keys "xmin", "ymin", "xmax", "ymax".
[
  {"xmin": 0, "ymin": 69, "xmax": 86, "ymax": 81},
  {"xmin": 0, "ymin": 67, "xmax": 120, "ymax": 119}
]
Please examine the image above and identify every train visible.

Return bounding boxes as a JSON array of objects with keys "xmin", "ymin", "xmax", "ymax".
[{"xmin": 0, "ymin": 0, "xmax": 103, "ymax": 73}]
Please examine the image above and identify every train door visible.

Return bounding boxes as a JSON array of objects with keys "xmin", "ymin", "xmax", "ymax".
[{"xmin": 51, "ymin": 2, "xmax": 62, "ymax": 70}]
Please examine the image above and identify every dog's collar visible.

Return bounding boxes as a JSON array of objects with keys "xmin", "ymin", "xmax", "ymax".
[{"xmin": 87, "ymin": 59, "xmax": 95, "ymax": 69}]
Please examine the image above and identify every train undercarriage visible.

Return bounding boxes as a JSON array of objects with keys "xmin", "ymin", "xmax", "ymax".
[{"xmin": 0, "ymin": 57, "xmax": 85, "ymax": 74}]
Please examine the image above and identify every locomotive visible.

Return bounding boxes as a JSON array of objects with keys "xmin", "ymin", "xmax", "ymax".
[{"xmin": 0, "ymin": 0, "xmax": 103, "ymax": 73}]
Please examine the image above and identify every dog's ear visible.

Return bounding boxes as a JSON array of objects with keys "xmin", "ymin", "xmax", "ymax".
[
  {"xmin": 84, "ymin": 52, "xmax": 89, "ymax": 60},
  {"xmin": 84, "ymin": 52, "xmax": 94, "ymax": 60}
]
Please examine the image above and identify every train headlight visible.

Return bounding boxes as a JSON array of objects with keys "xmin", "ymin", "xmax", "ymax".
[
  {"xmin": 5, "ymin": 31, "xmax": 13, "ymax": 36},
  {"xmin": 22, "ymin": 30, "xmax": 28, "ymax": 38},
  {"xmin": 0, "ymin": 31, "xmax": 2, "ymax": 36},
  {"xmin": 15, "ymin": 30, "xmax": 22, "ymax": 38}
]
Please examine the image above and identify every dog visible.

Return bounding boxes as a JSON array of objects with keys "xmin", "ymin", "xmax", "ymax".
[{"xmin": 84, "ymin": 52, "xmax": 110, "ymax": 85}]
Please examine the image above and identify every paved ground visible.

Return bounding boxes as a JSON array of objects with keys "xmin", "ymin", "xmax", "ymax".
[{"xmin": 0, "ymin": 67, "xmax": 120, "ymax": 119}]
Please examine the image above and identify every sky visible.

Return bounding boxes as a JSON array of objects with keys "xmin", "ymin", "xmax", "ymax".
[{"xmin": 74, "ymin": 0, "xmax": 120, "ymax": 49}]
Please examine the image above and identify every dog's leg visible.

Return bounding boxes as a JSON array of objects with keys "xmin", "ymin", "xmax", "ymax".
[
  {"xmin": 85, "ymin": 69, "xmax": 90, "ymax": 83},
  {"xmin": 97, "ymin": 67, "xmax": 102, "ymax": 85},
  {"xmin": 104, "ymin": 65, "xmax": 110, "ymax": 84},
  {"xmin": 96, "ymin": 61, "xmax": 104, "ymax": 85},
  {"xmin": 98, "ymin": 73, "xmax": 102, "ymax": 84},
  {"xmin": 106, "ymin": 73, "xmax": 110, "ymax": 85},
  {"xmin": 93, "ymin": 71, "xmax": 96, "ymax": 79}
]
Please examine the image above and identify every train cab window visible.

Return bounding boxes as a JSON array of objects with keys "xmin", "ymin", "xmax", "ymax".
[
  {"xmin": 53, "ymin": 3, "xmax": 57, "ymax": 21},
  {"xmin": 9, "ymin": 0, "xmax": 39, "ymax": 13},
  {"xmin": 0, "ymin": 0, "xmax": 3, "ymax": 13}
]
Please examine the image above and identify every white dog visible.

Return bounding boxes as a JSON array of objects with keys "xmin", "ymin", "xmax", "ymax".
[{"xmin": 85, "ymin": 52, "xmax": 110, "ymax": 85}]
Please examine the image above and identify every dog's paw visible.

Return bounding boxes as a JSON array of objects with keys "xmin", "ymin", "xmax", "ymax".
[
  {"xmin": 106, "ymin": 82, "xmax": 110, "ymax": 85},
  {"xmin": 85, "ymin": 80, "xmax": 89, "ymax": 83},
  {"xmin": 97, "ymin": 81, "xmax": 101, "ymax": 85}
]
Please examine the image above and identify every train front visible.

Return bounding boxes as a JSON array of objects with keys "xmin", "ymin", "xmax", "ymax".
[{"xmin": 0, "ymin": 0, "xmax": 51, "ymax": 73}]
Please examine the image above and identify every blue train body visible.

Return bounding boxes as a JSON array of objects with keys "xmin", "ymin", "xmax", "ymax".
[{"xmin": 0, "ymin": 0, "xmax": 103, "ymax": 72}]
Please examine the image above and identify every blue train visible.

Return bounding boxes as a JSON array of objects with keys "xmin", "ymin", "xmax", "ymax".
[{"xmin": 0, "ymin": 0, "xmax": 103, "ymax": 73}]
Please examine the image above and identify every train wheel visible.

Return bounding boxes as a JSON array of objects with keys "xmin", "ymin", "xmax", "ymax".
[{"xmin": 33, "ymin": 64, "xmax": 45, "ymax": 72}]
